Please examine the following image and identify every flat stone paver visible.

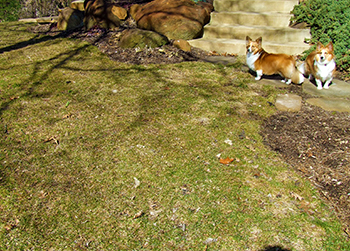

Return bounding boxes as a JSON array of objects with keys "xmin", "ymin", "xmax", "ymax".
[
  {"xmin": 303, "ymin": 79, "xmax": 350, "ymax": 98},
  {"xmin": 202, "ymin": 56, "xmax": 238, "ymax": 65},
  {"xmin": 208, "ymin": 57, "xmax": 350, "ymax": 113},
  {"xmin": 306, "ymin": 98, "xmax": 350, "ymax": 112},
  {"xmin": 275, "ymin": 94, "xmax": 302, "ymax": 112},
  {"xmin": 302, "ymin": 79, "xmax": 350, "ymax": 112},
  {"xmin": 252, "ymin": 77, "xmax": 350, "ymax": 113},
  {"xmin": 256, "ymin": 78, "xmax": 290, "ymax": 88}
]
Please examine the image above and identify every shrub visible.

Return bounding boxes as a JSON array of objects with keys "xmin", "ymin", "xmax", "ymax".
[
  {"xmin": 18, "ymin": 0, "xmax": 72, "ymax": 19},
  {"xmin": 291, "ymin": 0, "xmax": 350, "ymax": 74},
  {"xmin": 0, "ymin": 0, "xmax": 21, "ymax": 21}
]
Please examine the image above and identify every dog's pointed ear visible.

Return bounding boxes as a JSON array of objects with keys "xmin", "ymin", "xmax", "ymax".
[
  {"xmin": 246, "ymin": 36, "xmax": 251, "ymax": 45},
  {"xmin": 316, "ymin": 41, "xmax": 323, "ymax": 50},
  {"xmin": 326, "ymin": 41, "xmax": 334, "ymax": 51},
  {"xmin": 257, "ymin": 37, "xmax": 262, "ymax": 44}
]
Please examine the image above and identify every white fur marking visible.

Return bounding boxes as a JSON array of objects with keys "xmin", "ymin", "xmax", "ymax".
[
  {"xmin": 297, "ymin": 62, "xmax": 305, "ymax": 74},
  {"xmin": 316, "ymin": 79, "xmax": 323, "ymax": 89},
  {"xmin": 314, "ymin": 59, "xmax": 336, "ymax": 83},
  {"xmin": 246, "ymin": 52, "xmax": 260, "ymax": 71},
  {"xmin": 255, "ymin": 70, "xmax": 263, "ymax": 80}
]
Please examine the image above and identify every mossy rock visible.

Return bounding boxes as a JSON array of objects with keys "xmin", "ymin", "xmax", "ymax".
[{"xmin": 119, "ymin": 29, "xmax": 168, "ymax": 49}]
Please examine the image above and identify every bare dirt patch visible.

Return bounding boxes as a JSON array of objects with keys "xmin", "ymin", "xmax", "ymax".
[
  {"xmin": 30, "ymin": 22, "xmax": 350, "ymax": 234},
  {"xmin": 262, "ymin": 94, "xmax": 350, "ymax": 234},
  {"xmin": 29, "ymin": 21, "xmax": 215, "ymax": 65}
]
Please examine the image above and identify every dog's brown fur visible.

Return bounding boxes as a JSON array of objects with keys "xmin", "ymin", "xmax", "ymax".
[
  {"xmin": 301, "ymin": 41, "xmax": 336, "ymax": 89},
  {"xmin": 246, "ymin": 36, "xmax": 304, "ymax": 84}
]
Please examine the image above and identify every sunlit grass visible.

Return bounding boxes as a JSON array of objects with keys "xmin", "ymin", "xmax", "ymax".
[{"xmin": 0, "ymin": 22, "xmax": 349, "ymax": 250}]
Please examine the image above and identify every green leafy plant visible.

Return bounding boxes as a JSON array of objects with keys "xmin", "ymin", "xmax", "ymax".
[
  {"xmin": 0, "ymin": 0, "xmax": 21, "ymax": 21},
  {"xmin": 291, "ymin": 0, "xmax": 350, "ymax": 75}
]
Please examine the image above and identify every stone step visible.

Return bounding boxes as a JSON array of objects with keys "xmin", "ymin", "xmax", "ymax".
[
  {"xmin": 188, "ymin": 38, "xmax": 310, "ymax": 55},
  {"xmin": 210, "ymin": 11, "xmax": 292, "ymax": 27},
  {"xmin": 203, "ymin": 25, "xmax": 310, "ymax": 43},
  {"xmin": 214, "ymin": 0, "xmax": 299, "ymax": 13}
]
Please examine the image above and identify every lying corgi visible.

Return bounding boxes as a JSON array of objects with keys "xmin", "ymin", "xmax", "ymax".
[
  {"xmin": 298, "ymin": 41, "xmax": 336, "ymax": 89},
  {"xmin": 246, "ymin": 36, "xmax": 304, "ymax": 84}
]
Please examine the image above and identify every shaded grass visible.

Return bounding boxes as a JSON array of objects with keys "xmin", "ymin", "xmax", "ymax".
[{"xmin": 0, "ymin": 22, "xmax": 349, "ymax": 250}]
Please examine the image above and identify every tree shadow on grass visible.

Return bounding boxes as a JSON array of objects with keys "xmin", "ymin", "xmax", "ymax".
[
  {"xmin": 0, "ymin": 23, "xmax": 84, "ymax": 54},
  {"xmin": 0, "ymin": 28, "xmax": 100, "ymax": 116},
  {"xmin": 0, "ymin": 33, "xmax": 63, "ymax": 54},
  {"xmin": 260, "ymin": 245, "xmax": 291, "ymax": 251}
]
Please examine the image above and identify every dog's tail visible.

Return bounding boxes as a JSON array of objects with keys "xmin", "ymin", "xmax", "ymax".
[
  {"xmin": 297, "ymin": 62, "xmax": 306, "ymax": 75},
  {"xmin": 291, "ymin": 66, "xmax": 304, "ymax": 84}
]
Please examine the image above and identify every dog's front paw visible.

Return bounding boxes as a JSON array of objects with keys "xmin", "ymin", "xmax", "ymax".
[
  {"xmin": 255, "ymin": 76, "xmax": 261, "ymax": 80},
  {"xmin": 317, "ymin": 86, "xmax": 323, "ymax": 90},
  {"xmin": 323, "ymin": 85, "xmax": 329, "ymax": 89},
  {"xmin": 283, "ymin": 79, "xmax": 291, "ymax": 85}
]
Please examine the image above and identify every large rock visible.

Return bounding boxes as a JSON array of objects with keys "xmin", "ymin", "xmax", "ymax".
[
  {"xmin": 84, "ymin": 0, "xmax": 127, "ymax": 30},
  {"xmin": 57, "ymin": 7, "xmax": 84, "ymax": 31},
  {"xmin": 130, "ymin": 0, "xmax": 213, "ymax": 40},
  {"xmin": 119, "ymin": 29, "xmax": 169, "ymax": 49},
  {"xmin": 172, "ymin": 39, "xmax": 191, "ymax": 52},
  {"xmin": 275, "ymin": 94, "xmax": 302, "ymax": 112},
  {"xmin": 70, "ymin": 0, "xmax": 85, "ymax": 11}
]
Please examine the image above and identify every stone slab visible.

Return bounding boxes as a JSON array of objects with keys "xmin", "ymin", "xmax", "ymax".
[
  {"xmin": 275, "ymin": 94, "xmax": 302, "ymax": 112},
  {"xmin": 202, "ymin": 56, "xmax": 238, "ymax": 65},
  {"xmin": 306, "ymin": 98, "xmax": 350, "ymax": 113},
  {"xmin": 302, "ymin": 79, "xmax": 350, "ymax": 98},
  {"xmin": 256, "ymin": 78, "xmax": 291, "ymax": 88}
]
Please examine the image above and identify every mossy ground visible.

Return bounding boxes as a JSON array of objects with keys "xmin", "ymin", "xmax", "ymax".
[{"xmin": 0, "ymin": 22, "xmax": 349, "ymax": 250}]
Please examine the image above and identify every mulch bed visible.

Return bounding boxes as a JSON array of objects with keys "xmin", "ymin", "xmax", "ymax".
[
  {"xmin": 261, "ymin": 99, "xmax": 350, "ymax": 235},
  {"xmin": 28, "ymin": 21, "xmax": 216, "ymax": 65},
  {"xmin": 29, "ymin": 22, "xmax": 350, "ymax": 235}
]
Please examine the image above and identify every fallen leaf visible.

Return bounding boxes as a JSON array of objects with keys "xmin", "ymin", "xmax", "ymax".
[
  {"xmin": 245, "ymin": 145, "xmax": 255, "ymax": 152},
  {"xmin": 224, "ymin": 139, "xmax": 233, "ymax": 145},
  {"xmin": 298, "ymin": 200, "xmax": 314, "ymax": 215},
  {"xmin": 62, "ymin": 113, "xmax": 73, "ymax": 119},
  {"xmin": 44, "ymin": 136, "xmax": 59, "ymax": 145},
  {"xmin": 253, "ymin": 173, "xmax": 261, "ymax": 178},
  {"xmin": 133, "ymin": 211, "xmax": 144, "ymax": 219},
  {"xmin": 38, "ymin": 190, "xmax": 47, "ymax": 199},
  {"xmin": 219, "ymin": 157, "xmax": 234, "ymax": 165},
  {"xmin": 203, "ymin": 238, "xmax": 217, "ymax": 244},
  {"xmin": 290, "ymin": 191, "xmax": 304, "ymax": 201},
  {"xmin": 239, "ymin": 130, "xmax": 246, "ymax": 139},
  {"xmin": 4, "ymin": 219, "xmax": 19, "ymax": 231},
  {"xmin": 134, "ymin": 177, "xmax": 140, "ymax": 188}
]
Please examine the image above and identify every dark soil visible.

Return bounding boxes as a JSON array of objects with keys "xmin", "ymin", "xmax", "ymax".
[
  {"xmin": 29, "ymin": 21, "xmax": 217, "ymax": 65},
  {"xmin": 30, "ymin": 22, "xmax": 350, "ymax": 234},
  {"xmin": 262, "ymin": 97, "xmax": 350, "ymax": 235}
]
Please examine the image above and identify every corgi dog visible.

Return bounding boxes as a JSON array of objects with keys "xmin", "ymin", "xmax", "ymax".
[
  {"xmin": 246, "ymin": 36, "xmax": 304, "ymax": 84},
  {"xmin": 298, "ymin": 41, "xmax": 336, "ymax": 89}
]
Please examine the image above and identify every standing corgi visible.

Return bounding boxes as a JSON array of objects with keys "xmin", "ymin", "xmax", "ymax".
[
  {"xmin": 246, "ymin": 36, "xmax": 304, "ymax": 84},
  {"xmin": 298, "ymin": 41, "xmax": 336, "ymax": 89}
]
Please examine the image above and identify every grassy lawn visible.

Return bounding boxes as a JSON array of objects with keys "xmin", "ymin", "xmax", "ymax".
[{"xmin": 0, "ymin": 22, "xmax": 349, "ymax": 250}]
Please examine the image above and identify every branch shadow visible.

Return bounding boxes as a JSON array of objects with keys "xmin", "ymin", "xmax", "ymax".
[
  {"xmin": 0, "ymin": 29, "xmax": 105, "ymax": 116},
  {"xmin": 260, "ymin": 245, "xmax": 292, "ymax": 251},
  {"xmin": 0, "ymin": 33, "xmax": 63, "ymax": 54}
]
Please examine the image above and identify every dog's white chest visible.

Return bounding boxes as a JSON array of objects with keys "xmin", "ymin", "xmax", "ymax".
[
  {"xmin": 315, "ymin": 59, "xmax": 336, "ymax": 81},
  {"xmin": 246, "ymin": 52, "xmax": 260, "ymax": 71}
]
